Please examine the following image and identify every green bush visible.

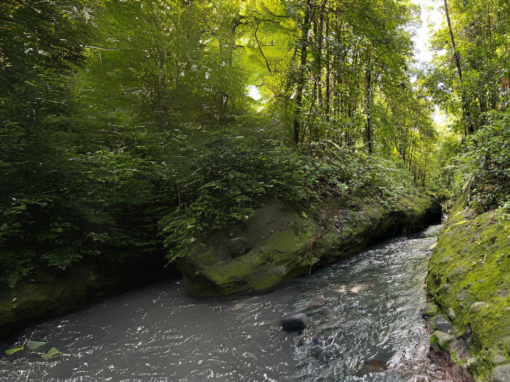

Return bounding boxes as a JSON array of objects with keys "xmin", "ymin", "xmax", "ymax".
[
  {"xmin": 159, "ymin": 134, "xmax": 418, "ymax": 261},
  {"xmin": 455, "ymin": 111, "xmax": 510, "ymax": 213}
]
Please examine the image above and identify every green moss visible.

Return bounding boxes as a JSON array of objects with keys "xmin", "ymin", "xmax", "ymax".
[
  {"xmin": 0, "ymin": 267, "xmax": 89, "ymax": 337},
  {"xmin": 449, "ymin": 194, "xmax": 468, "ymax": 220},
  {"xmin": 451, "ymin": 350, "xmax": 459, "ymax": 364},
  {"xmin": 178, "ymin": 194, "xmax": 441, "ymax": 297},
  {"xmin": 430, "ymin": 333, "xmax": 440, "ymax": 352},
  {"xmin": 265, "ymin": 229, "xmax": 300, "ymax": 252},
  {"xmin": 427, "ymin": 203, "xmax": 510, "ymax": 380}
]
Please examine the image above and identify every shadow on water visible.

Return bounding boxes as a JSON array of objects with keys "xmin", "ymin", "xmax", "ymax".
[{"xmin": 0, "ymin": 224, "xmax": 469, "ymax": 381}]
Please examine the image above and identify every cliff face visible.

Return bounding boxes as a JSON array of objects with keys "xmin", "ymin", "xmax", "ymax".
[
  {"xmin": 427, "ymin": 197, "xmax": 510, "ymax": 380},
  {"xmin": 177, "ymin": 195, "xmax": 441, "ymax": 297}
]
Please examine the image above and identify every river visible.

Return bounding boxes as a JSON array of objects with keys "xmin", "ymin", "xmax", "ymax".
[{"xmin": 1, "ymin": 224, "xmax": 461, "ymax": 381}]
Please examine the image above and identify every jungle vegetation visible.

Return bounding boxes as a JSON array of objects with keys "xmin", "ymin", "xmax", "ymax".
[
  {"xmin": 427, "ymin": 0, "xmax": 510, "ymax": 214},
  {"xmin": 2, "ymin": 0, "xmax": 506, "ymax": 285}
]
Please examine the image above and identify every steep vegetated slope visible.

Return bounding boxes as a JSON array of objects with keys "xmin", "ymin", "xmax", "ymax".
[
  {"xmin": 427, "ymin": 198, "xmax": 510, "ymax": 380},
  {"xmin": 423, "ymin": 0, "xmax": 510, "ymax": 377},
  {"xmin": 1, "ymin": 0, "xmax": 443, "ymax": 334}
]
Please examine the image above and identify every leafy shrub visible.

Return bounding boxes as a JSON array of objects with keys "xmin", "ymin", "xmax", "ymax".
[
  {"xmin": 159, "ymin": 130, "xmax": 301, "ymax": 261},
  {"xmin": 159, "ymin": 134, "xmax": 418, "ymax": 261},
  {"xmin": 455, "ymin": 111, "xmax": 510, "ymax": 213}
]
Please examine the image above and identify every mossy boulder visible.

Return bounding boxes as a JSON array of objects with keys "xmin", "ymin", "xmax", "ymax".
[
  {"xmin": 421, "ymin": 302, "xmax": 440, "ymax": 317},
  {"xmin": 492, "ymin": 365, "xmax": 510, "ymax": 382},
  {"xmin": 427, "ymin": 198, "xmax": 510, "ymax": 380},
  {"xmin": 0, "ymin": 266, "xmax": 88, "ymax": 337},
  {"xmin": 177, "ymin": 195, "xmax": 441, "ymax": 297},
  {"xmin": 431, "ymin": 330, "xmax": 454, "ymax": 352}
]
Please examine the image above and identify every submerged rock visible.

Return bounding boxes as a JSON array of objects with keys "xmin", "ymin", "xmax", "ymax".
[
  {"xmin": 316, "ymin": 318, "xmax": 343, "ymax": 332},
  {"xmin": 281, "ymin": 313, "xmax": 308, "ymax": 332},
  {"xmin": 309, "ymin": 335, "xmax": 341, "ymax": 358},
  {"xmin": 302, "ymin": 296, "xmax": 327, "ymax": 311}
]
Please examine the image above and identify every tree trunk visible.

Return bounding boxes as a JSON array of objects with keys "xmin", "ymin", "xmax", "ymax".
[
  {"xmin": 293, "ymin": 0, "xmax": 313, "ymax": 145},
  {"xmin": 316, "ymin": 0, "xmax": 327, "ymax": 108},
  {"xmin": 365, "ymin": 47, "xmax": 373, "ymax": 154},
  {"xmin": 325, "ymin": 13, "xmax": 330, "ymax": 122},
  {"xmin": 444, "ymin": 0, "xmax": 474, "ymax": 134}
]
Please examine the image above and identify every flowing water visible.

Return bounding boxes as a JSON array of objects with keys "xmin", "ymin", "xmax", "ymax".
[{"xmin": 0, "ymin": 224, "xmax": 460, "ymax": 382}]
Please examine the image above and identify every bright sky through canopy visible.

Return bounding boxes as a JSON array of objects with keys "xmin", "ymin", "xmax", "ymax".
[
  {"xmin": 412, "ymin": 0, "xmax": 446, "ymax": 125},
  {"xmin": 412, "ymin": 0, "xmax": 442, "ymax": 64}
]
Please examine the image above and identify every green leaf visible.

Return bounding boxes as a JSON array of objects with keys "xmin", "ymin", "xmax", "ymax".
[
  {"xmin": 26, "ymin": 341, "xmax": 46, "ymax": 352},
  {"xmin": 41, "ymin": 347, "xmax": 62, "ymax": 360},
  {"xmin": 5, "ymin": 346, "xmax": 23, "ymax": 355}
]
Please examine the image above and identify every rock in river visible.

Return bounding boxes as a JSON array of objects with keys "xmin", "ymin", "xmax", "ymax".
[
  {"xmin": 282, "ymin": 313, "xmax": 308, "ymax": 332},
  {"xmin": 434, "ymin": 315, "xmax": 454, "ymax": 334},
  {"xmin": 302, "ymin": 295, "xmax": 327, "ymax": 311}
]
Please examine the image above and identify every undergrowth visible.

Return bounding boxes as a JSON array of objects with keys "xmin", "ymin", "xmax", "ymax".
[{"xmin": 159, "ymin": 131, "xmax": 418, "ymax": 262}]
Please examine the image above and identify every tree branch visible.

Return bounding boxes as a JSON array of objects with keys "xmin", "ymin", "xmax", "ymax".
[{"xmin": 254, "ymin": 22, "xmax": 271, "ymax": 73}]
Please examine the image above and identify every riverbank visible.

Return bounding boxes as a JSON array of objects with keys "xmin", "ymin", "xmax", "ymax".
[
  {"xmin": 0, "ymin": 193, "xmax": 441, "ymax": 338},
  {"xmin": 427, "ymin": 197, "xmax": 510, "ymax": 380},
  {"xmin": 176, "ymin": 194, "xmax": 441, "ymax": 296},
  {"xmin": 0, "ymin": 257, "xmax": 178, "ymax": 338},
  {"xmin": 0, "ymin": 220, "xmax": 451, "ymax": 381}
]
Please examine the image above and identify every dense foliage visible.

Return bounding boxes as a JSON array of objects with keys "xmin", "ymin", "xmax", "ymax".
[
  {"xmin": 454, "ymin": 113, "xmax": 510, "ymax": 214},
  {"xmin": 426, "ymin": 0, "xmax": 510, "ymax": 212},
  {"xmin": 1, "ymin": 0, "xmax": 439, "ymax": 284}
]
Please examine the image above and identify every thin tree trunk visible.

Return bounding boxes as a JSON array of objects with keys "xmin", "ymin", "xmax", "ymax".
[
  {"xmin": 293, "ymin": 0, "xmax": 312, "ymax": 145},
  {"xmin": 316, "ymin": 0, "xmax": 327, "ymax": 108},
  {"xmin": 365, "ymin": 46, "xmax": 373, "ymax": 154},
  {"xmin": 444, "ymin": 0, "xmax": 474, "ymax": 134},
  {"xmin": 325, "ymin": 12, "xmax": 331, "ymax": 122}
]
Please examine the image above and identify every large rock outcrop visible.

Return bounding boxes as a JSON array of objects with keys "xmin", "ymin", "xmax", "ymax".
[{"xmin": 176, "ymin": 195, "xmax": 441, "ymax": 297}]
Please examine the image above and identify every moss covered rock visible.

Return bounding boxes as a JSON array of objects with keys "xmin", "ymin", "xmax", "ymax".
[
  {"xmin": 0, "ymin": 267, "xmax": 88, "ymax": 337},
  {"xmin": 427, "ymin": 197, "xmax": 510, "ymax": 380},
  {"xmin": 0, "ymin": 258, "xmax": 177, "ymax": 338},
  {"xmin": 431, "ymin": 330, "xmax": 455, "ymax": 352},
  {"xmin": 421, "ymin": 302, "xmax": 440, "ymax": 317},
  {"xmin": 177, "ymin": 195, "xmax": 441, "ymax": 297}
]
